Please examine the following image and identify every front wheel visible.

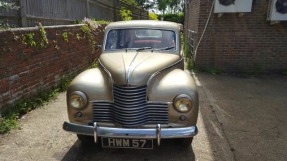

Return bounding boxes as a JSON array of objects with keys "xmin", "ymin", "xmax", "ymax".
[
  {"xmin": 180, "ymin": 137, "xmax": 193, "ymax": 147},
  {"xmin": 77, "ymin": 134, "xmax": 94, "ymax": 143},
  {"xmin": 77, "ymin": 134, "xmax": 102, "ymax": 149}
]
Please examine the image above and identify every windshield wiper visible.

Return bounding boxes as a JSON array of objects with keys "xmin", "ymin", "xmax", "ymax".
[
  {"xmin": 159, "ymin": 46, "xmax": 175, "ymax": 51},
  {"xmin": 136, "ymin": 47, "xmax": 152, "ymax": 51},
  {"xmin": 124, "ymin": 48, "xmax": 138, "ymax": 52}
]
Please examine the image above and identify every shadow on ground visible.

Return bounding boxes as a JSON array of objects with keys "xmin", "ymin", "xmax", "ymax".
[{"xmin": 62, "ymin": 139, "xmax": 195, "ymax": 161}]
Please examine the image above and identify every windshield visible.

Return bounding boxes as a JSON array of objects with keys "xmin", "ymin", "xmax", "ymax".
[{"xmin": 105, "ymin": 29, "xmax": 176, "ymax": 51}]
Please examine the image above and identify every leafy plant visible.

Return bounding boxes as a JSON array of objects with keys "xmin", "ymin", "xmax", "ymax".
[
  {"xmin": 158, "ymin": 13, "xmax": 184, "ymax": 25},
  {"xmin": 90, "ymin": 59, "xmax": 99, "ymax": 68},
  {"xmin": 185, "ymin": 58, "xmax": 194, "ymax": 70},
  {"xmin": 183, "ymin": 39, "xmax": 195, "ymax": 71},
  {"xmin": 157, "ymin": 0, "xmax": 168, "ymax": 15},
  {"xmin": 0, "ymin": 22, "xmax": 11, "ymax": 30},
  {"xmin": 156, "ymin": 0, "xmax": 184, "ymax": 15},
  {"xmin": 74, "ymin": 20, "xmax": 82, "ymax": 24},
  {"xmin": 76, "ymin": 33, "xmax": 81, "ymax": 40},
  {"xmin": 80, "ymin": 18, "xmax": 99, "ymax": 53},
  {"xmin": 0, "ymin": 1, "xmax": 20, "ymax": 30},
  {"xmin": 62, "ymin": 32, "xmax": 69, "ymax": 42},
  {"xmin": 0, "ymin": 1, "xmax": 20, "ymax": 10},
  {"xmin": 0, "ymin": 58, "xmax": 100, "ymax": 134},
  {"xmin": 21, "ymin": 33, "xmax": 37, "ymax": 47},
  {"xmin": 95, "ymin": 20, "xmax": 110, "ymax": 25},
  {"xmin": 0, "ymin": 116, "xmax": 17, "ymax": 134},
  {"xmin": 183, "ymin": 42, "xmax": 191, "ymax": 58},
  {"xmin": 82, "ymin": 17, "xmax": 98, "ymax": 29},
  {"xmin": 0, "ymin": 75, "xmax": 74, "ymax": 134},
  {"xmin": 148, "ymin": 12, "xmax": 158, "ymax": 20},
  {"xmin": 120, "ymin": 7, "xmax": 132, "ymax": 21},
  {"xmin": 198, "ymin": 67, "xmax": 222, "ymax": 75},
  {"xmin": 83, "ymin": 18, "xmax": 110, "ymax": 25},
  {"xmin": 38, "ymin": 23, "xmax": 49, "ymax": 48}
]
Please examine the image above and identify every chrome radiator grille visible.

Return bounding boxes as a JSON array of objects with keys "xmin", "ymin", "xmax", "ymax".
[{"xmin": 92, "ymin": 85, "xmax": 168, "ymax": 127}]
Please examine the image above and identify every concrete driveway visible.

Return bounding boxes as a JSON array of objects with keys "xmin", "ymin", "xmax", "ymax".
[
  {"xmin": 194, "ymin": 73, "xmax": 287, "ymax": 161},
  {"xmin": 0, "ymin": 73, "xmax": 286, "ymax": 161}
]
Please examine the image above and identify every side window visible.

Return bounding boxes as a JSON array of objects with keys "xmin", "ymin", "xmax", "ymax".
[{"xmin": 106, "ymin": 30, "xmax": 118, "ymax": 49}]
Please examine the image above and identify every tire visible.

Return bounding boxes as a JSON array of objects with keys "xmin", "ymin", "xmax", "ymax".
[
  {"xmin": 77, "ymin": 134, "xmax": 94, "ymax": 143},
  {"xmin": 180, "ymin": 137, "xmax": 193, "ymax": 147},
  {"xmin": 77, "ymin": 134, "xmax": 102, "ymax": 150}
]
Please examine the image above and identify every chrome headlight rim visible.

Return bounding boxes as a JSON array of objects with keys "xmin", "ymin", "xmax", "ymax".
[
  {"xmin": 173, "ymin": 94, "xmax": 193, "ymax": 113},
  {"xmin": 69, "ymin": 91, "xmax": 88, "ymax": 109}
]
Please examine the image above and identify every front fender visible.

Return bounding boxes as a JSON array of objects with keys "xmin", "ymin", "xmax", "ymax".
[
  {"xmin": 147, "ymin": 69, "xmax": 199, "ymax": 126},
  {"xmin": 67, "ymin": 68, "xmax": 112, "ymax": 125}
]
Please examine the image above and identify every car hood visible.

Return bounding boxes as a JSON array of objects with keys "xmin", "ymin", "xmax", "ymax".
[{"xmin": 99, "ymin": 51, "xmax": 180, "ymax": 86}]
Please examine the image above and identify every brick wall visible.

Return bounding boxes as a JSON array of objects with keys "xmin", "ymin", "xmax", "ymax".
[
  {"xmin": 0, "ymin": 24, "xmax": 105, "ymax": 111},
  {"xmin": 187, "ymin": 0, "xmax": 287, "ymax": 73},
  {"xmin": 185, "ymin": 0, "xmax": 200, "ymax": 36}
]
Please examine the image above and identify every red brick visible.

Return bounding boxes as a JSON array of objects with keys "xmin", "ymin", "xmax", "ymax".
[
  {"xmin": 186, "ymin": 1, "xmax": 287, "ymax": 73},
  {"xmin": 0, "ymin": 25, "xmax": 104, "ymax": 109}
]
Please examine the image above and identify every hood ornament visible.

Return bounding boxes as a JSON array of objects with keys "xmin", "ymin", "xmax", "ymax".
[{"xmin": 126, "ymin": 51, "xmax": 140, "ymax": 85}]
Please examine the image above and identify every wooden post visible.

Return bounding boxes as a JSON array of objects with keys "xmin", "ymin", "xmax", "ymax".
[
  {"xmin": 130, "ymin": 5, "xmax": 133, "ymax": 19},
  {"xmin": 86, "ymin": 0, "xmax": 90, "ymax": 18},
  {"xmin": 113, "ymin": 0, "xmax": 117, "ymax": 21},
  {"xmin": 19, "ymin": 0, "xmax": 27, "ymax": 27}
]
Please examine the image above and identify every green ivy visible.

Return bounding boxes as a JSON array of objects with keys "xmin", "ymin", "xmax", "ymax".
[
  {"xmin": 0, "ymin": 2, "xmax": 20, "ymax": 10},
  {"xmin": 0, "ymin": 75, "xmax": 73, "ymax": 134},
  {"xmin": 198, "ymin": 67, "xmax": 222, "ymax": 75},
  {"xmin": 80, "ymin": 24, "xmax": 96, "ymax": 53},
  {"xmin": 21, "ymin": 33, "xmax": 37, "ymax": 47},
  {"xmin": 120, "ymin": 7, "xmax": 132, "ymax": 21},
  {"xmin": 0, "ymin": 116, "xmax": 17, "ymax": 134},
  {"xmin": 158, "ymin": 13, "xmax": 184, "ymax": 25},
  {"xmin": 95, "ymin": 20, "xmax": 110, "ymax": 25},
  {"xmin": 62, "ymin": 32, "xmax": 69, "ymax": 42},
  {"xmin": 0, "ymin": 58, "xmax": 100, "ymax": 134},
  {"xmin": 149, "ymin": 12, "xmax": 158, "ymax": 20},
  {"xmin": 0, "ymin": 2, "xmax": 19, "ymax": 30},
  {"xmin": 0, "ymin": 18, "xmax": 104, "ymax": 134},
  {"xmin": 76, "ymin": 33, "xmax": 81, "ymax": 40},
  {"xmin": 38, "ymin": 23, "xmax": 49, "ymax": 48}
]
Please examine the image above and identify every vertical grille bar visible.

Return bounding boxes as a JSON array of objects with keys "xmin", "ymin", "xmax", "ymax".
[{"xmin": 93, "ymin": 85, "xmax": 168, "ymax": 127}]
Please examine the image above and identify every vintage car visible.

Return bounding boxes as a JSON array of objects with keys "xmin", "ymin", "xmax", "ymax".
[{"xmin": 63, "ymin": 20, "xmax": 199, "ymax": 149}]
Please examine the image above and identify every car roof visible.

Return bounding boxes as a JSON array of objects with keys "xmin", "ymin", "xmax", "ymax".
[{"xmin": 105, "ymin": 20, "xmax": 182, "ymax": 31}]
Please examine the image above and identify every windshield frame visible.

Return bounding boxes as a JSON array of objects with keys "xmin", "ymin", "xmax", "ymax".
[{"xmin": 103, "ymin": 27, "xmax": 179, "ymax": 53}]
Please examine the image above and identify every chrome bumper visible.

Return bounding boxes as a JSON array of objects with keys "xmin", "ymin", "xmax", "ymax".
[{"xmin": 63, "ymin": 121, "xmax": 198, "ymax": 146}]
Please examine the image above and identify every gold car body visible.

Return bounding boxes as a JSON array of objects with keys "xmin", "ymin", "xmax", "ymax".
[{"xmin": 63, "ymin": 20, "xmax": 199, "ymax": 146}]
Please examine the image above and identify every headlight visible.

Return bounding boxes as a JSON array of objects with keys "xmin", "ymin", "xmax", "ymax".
[
  {"xmin": 69, "ymin": 91, "xmax": 88, "ymax": 109},
  {"xmin": 173, "ymin": 94, "xmax": 193, "ymax": 113}
]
